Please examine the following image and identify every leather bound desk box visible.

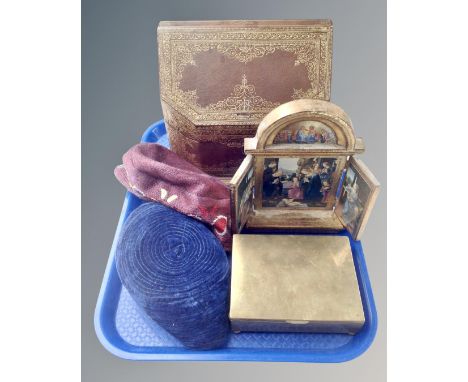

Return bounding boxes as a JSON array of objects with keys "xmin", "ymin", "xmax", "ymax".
[{"xmin": 157, "ymin": 20, "xmax": 333, "ymax": 177}]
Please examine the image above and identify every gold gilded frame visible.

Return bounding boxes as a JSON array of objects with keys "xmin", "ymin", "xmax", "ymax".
[
  {"xmin": 240, "ymin": 99, "xmax": 362, "ymax": 230},
  {"xmin": 228, "ymin": 99, "xmax": 379, "ymax": 235},
  {"xmin": 245, "ymin": 99, "xmax": 363, "ymax": 153}
]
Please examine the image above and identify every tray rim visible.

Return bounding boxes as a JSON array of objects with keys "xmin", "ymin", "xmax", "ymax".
[{"xmin": 94, "ymin": 120, "xmax": 378, "ymax": 363}]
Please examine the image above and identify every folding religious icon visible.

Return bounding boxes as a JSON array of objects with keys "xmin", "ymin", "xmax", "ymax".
[
  {"xmin": 228, "ymin": 98, "xmax": 380, "ymax": 335},
  {"xmin": 229, "ymin": 98, "xmax": 380, "ymax": 240}
]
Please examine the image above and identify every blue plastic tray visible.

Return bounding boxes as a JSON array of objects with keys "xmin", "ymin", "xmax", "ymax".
[{"xmin": 94, "ymin": 120, "xmax": 378, "ymax": 362}]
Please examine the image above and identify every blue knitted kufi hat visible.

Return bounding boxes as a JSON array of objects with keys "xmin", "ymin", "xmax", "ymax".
[{"xmin": 115, "ymin": 202, "xmax": 230, "ymax": 349}]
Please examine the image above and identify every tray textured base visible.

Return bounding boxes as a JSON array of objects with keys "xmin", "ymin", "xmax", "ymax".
[
  {"xmin": 94, "ymin": 120, "xmax": 378, "ymax": 362},
  {"xmin": 116, "ymin": 287, "xmax": 352, "ymax": 350}
]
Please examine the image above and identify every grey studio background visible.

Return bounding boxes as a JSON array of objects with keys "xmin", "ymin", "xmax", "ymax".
[{"xmin": 82, "ymin": 0, "xmax": 386, "ymax": 381}]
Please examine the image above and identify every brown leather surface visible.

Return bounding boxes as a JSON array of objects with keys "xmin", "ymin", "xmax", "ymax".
[
  {"xmin": 166, "ymin": 120, "xmax": 253, "ymax": 177},
  {"xmin": 180, "ymin": 50, "xmax": 311, "ymax": 107}
]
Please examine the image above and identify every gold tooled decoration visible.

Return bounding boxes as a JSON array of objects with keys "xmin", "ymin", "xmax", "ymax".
[
  {"xmin": 158, "ymin": 25, "xmax": 332, "ymax": 125},
  {"xmin": 215, "ymin": 45, "xmax": 277, "ymax": 63},
  {"xmin": 292, "ymin": 88, "xmax": 319, "ymax": 100},
  {"xmin": 163, "ymin": 103, "xmax": 257, "ymax": 142},
  {"xmin": 206, "ymin": 75, "xmax": 280, "ymax": 112}
]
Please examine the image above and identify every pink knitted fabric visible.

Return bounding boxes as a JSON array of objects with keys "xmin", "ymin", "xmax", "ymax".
[{"xmin": 114, "ymin": 143, "xmax": 232, "ymax": 249}]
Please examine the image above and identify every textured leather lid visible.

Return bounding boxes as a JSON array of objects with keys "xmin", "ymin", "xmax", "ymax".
[{"xmin": 158, "ymin": 20, "xmax": 333, "ymax": 126}]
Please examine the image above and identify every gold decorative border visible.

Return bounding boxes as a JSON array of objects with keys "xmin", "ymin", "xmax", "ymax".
[
  {"xmin": 247, "ymin": 99, "xmax": 356, "ymax": 153},
  {"xmin": 162, "ymin": 102, "xmax": 256, "ymax": 144},
  {"xmin": 158, "ymin": 24, "xmax": 332, "ymax": 125}
]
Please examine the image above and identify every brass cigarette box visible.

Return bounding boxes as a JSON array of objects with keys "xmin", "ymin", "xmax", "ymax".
[{"xmin": 229, "ymin": 234, "xmax": 365, "ymax": 334}]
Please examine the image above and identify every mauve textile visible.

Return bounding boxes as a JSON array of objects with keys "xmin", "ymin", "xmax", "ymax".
[
  {"xmin": 115, "ymin": 202, "xmax": 231, "ymax": 349},
  {"xmin": 115, "ymin": 143, "xmax": 232, "ymax": 249}
]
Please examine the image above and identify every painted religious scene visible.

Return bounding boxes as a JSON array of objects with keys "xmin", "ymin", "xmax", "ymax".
[
  {"xmin": 272, "ymin": 120, "xmax": 337, "ymax": 145},
  {"xmin": 262, "ymin": 157, "xmax": 338, "ymax": 208},
  {"xmin": 236, "ymin": 165, "xmax": 254, "ymax": 230},
  {"xmin": 337, "ymin": 167, "xmax": 371, "ymax": 233}
]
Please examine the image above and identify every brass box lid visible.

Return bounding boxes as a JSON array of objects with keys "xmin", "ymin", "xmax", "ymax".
[{"xmin": 229, "ymin": 234, "xmax": 365, "ymax": 334}]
